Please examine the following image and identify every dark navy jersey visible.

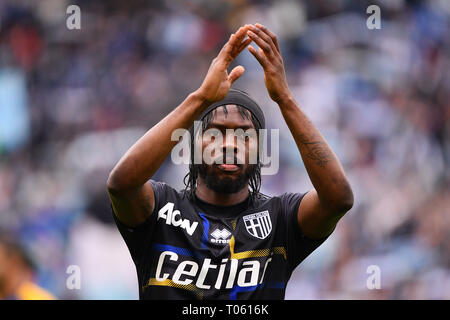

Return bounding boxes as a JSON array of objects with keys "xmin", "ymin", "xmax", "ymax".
[{"xmin": 112, "ymin": 180, "xmax": 328, "ymax": 300}]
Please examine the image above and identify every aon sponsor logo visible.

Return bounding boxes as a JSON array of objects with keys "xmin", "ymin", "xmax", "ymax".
[
  {"xmin": 157, "ymin": 202, "xmax": 198, "ymax": 236},
  {"xmin": 155, "ymin": 251, "xmax": 273, "ymax": 289}
]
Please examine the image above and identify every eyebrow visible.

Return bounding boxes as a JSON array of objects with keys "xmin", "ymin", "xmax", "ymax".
[{"xmin": 205, "ymin": 123, "xmax": 255, "ymax": 131}]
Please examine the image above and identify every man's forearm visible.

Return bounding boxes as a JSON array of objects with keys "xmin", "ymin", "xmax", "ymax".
[
  {"xmin": 107, "ymin": 91, "xmax": 209, "ymax": 191},
  {"xmin": 108, "ymin": 25, "xmax": 253, "ymax": 192},
  {"xmin": 277, "ymin": 94, "xmax": 353, "ymax": 212}
]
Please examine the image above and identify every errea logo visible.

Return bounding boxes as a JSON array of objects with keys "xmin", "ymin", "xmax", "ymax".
[
  {"xmin": 210, "ymin": 228, "xmax": 231, "ymax": 244},
  {"xmin": 157, "ymin": 202, "xmax": 198, "ymax": 236}
]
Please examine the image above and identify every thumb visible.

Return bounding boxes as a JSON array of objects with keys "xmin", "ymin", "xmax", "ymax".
[{"xmin": 228, "ymin": 65, "xmax": 245, "ymax": 84}]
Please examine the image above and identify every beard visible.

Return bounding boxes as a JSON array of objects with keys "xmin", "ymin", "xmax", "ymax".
[{"xmin": 196, "ymin": 163, "xmax": 256, "ymax": 194}]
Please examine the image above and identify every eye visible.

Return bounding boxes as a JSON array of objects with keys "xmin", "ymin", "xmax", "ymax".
[
  {"xmin": 211, "ymin": 129, "xmax": 220, "ymax": 137},
  {"xmin": 235, "ymin": 130, "xmax": 250, "ymax": 142},
  {"xmin": 205, "ymin": 129, "xmax": 221, "ymax": 140}
]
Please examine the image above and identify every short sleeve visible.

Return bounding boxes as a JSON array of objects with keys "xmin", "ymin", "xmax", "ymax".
[
  {"xmin": 279, "ymin": 192, "xmax": 329, "ymax": 273},
  {"xmin": 111, "ymin": 179, "xmax": 169, "ymax": 265}
]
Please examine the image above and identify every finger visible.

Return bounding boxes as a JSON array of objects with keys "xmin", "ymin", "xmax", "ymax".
[
  {"xmin": 248, "ymin": 25, "xmax": 278, "ymax": 56},
  {"xmin": 217, "ymin": 33, "xmax": 238, "ymax": 64},
  {"xmin": 255, "ymin": 23, "xmax": 280, "ymax": 53},
  {"xmin": 227, "ymin": 25, "xmax": 251, "ymax": 51},
  {"xmin": 218, "ymin": 26, "xmax": 252, "ymax": 64},
  {"xmin": 228, "ymin": 65, "xmax": 245, "ymax": 84},
  {"xmin": 234, "ymin": 25, "xmax": 251, "ymax": 42},
  {"xmin": 247, "ymin": 30, "xmax": 274, "ymax": 59},
  {"xmin": 247, "ymin": 45, "xmax": 268, "ymax": 68},
  {"xmin": 237, "ymin": 37, "xmax": 252, "ymax": 54}
]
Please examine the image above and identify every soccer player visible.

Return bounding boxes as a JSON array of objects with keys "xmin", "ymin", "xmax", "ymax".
[{"xmin": 107, "ymin": 24, "xmax": 353, "ymax": 299}]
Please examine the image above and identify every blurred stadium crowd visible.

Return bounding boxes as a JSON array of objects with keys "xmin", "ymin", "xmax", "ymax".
[{"xmin": 0, "ymin": 0, "xmax": 448, "ymax": 299}]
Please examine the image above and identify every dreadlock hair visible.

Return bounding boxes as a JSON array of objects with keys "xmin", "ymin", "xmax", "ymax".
[{"xmin": 182, "ymin": 104, "xmax": 263, "ymax": 204}]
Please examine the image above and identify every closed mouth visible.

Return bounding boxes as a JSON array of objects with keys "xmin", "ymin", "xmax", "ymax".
[{"xmin": 216, "ymin": 163, "xmax": 240, "ymax": 172}]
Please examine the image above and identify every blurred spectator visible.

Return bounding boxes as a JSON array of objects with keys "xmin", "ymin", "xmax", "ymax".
[{"xmin": 0, "ymin": 233, "xmax": 55, "ymax": 300}]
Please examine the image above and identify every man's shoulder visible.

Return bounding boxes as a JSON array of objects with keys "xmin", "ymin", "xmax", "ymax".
[
  {"xmin": 250, "ymin": 192, "xmax": 282, "ymax": 209},
  {"xmin": 251, "ymin": 191, "xmax": 307, "ymax": 214},
  {"xmin": 149, "ymin": 179, "xmax": 186, "ymax": 197},
  {"xmin": 254, "ymin": 191, "xmax": 305, "ymax": 202}
]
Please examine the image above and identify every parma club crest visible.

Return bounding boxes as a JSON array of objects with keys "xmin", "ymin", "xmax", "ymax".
[{"xmin": 243, "ymin": 210, "xmax": 272, "ymax": 239}]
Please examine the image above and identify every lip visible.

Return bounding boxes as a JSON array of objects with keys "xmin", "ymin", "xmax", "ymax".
[{"xmin": 217, "ymin": 164, "xmax": 240, "ymax": 172}]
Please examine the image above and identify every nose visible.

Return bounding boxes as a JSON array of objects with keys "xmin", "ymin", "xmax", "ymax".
[
  {"xmin": 222, "ymin": 131, "xmax": 239, "ymax": 153},
  {"xmin": 221, "ymin": 132, "xmax": 245, "ymax": 165}
]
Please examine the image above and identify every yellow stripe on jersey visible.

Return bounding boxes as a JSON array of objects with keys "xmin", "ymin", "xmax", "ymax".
[
  {"xmin": 144, "ymin": 278, "xmax": 203, "ymax": 299},
  {"xmin": 231, "ymin": 219, "xmax": 237, "ymax": 231},
  {"xmin": 228, "ymin": 236, "xmax": 287, "ymax": 260}
]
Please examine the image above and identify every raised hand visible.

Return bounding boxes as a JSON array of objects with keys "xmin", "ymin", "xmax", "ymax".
[
  {"xmin": 246, "ymin": 23, "xmax": 291, "ymax": 104},
  {"xmin": 197, "ymin": 25, "xmax": 252, "ymax": 104}
]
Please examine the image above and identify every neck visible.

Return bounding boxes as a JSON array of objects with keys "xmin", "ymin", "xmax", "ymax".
[{"xmin": 195, "ymin": 177, "xmax": 249, "ymax": 206}]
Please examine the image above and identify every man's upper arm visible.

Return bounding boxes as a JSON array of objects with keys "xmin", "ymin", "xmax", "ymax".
[
  {"xmin": 107, "ymin": 181, "xmax": 155, "ymax": 228},
  {"xmin": 297, "ymin": 189, "xmax": 345, "ymax": 239}
]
